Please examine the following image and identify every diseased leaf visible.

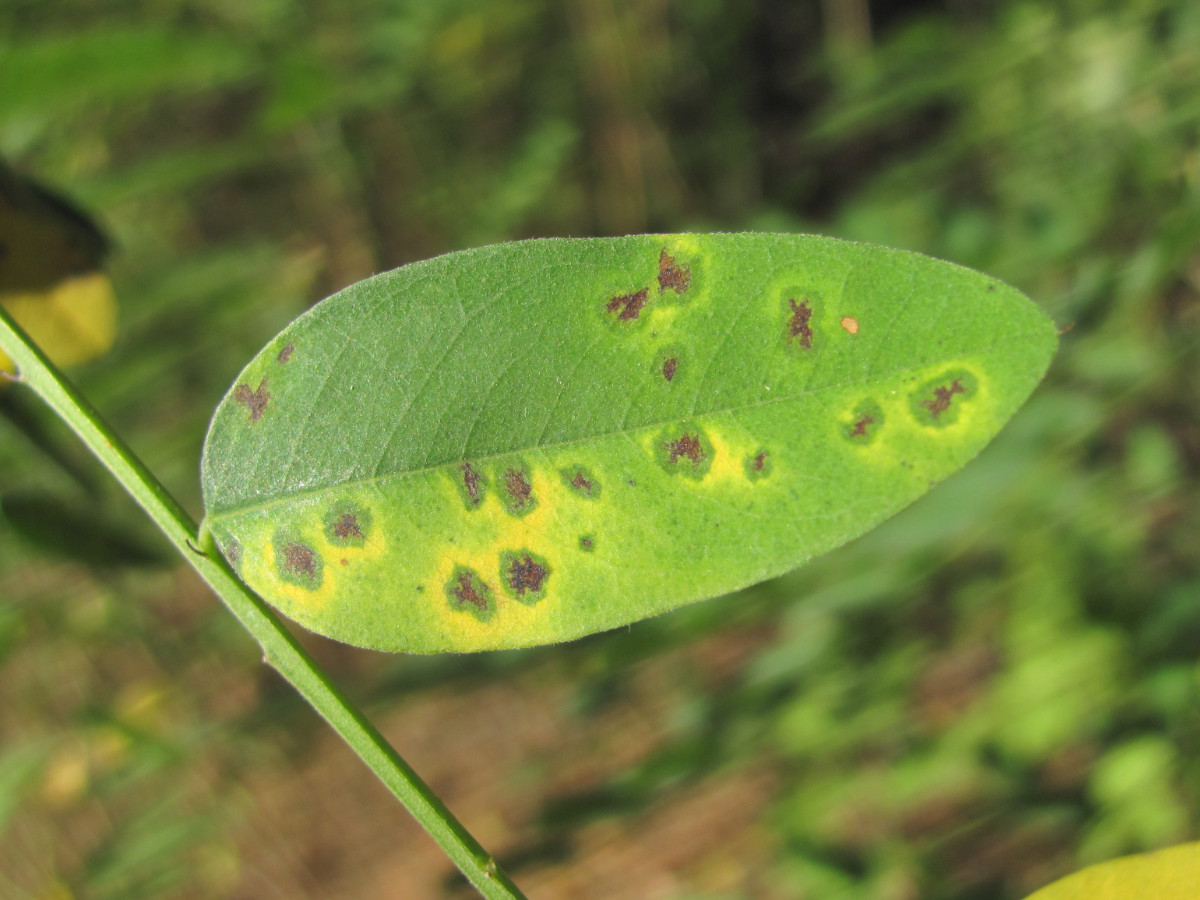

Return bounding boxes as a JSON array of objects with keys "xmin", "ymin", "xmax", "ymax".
[
  {"xmin": 199, "ymin": 234, "xmax": 1056, "ymax": 653},
  {"xmin": 1023, "ymin": 842, "xmax": 1200, "ymax": 900}
]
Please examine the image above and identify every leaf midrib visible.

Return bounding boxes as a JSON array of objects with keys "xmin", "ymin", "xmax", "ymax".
[{"xmin": 204, "ymin": 352, "xmax": 1008, "ymax": 523}]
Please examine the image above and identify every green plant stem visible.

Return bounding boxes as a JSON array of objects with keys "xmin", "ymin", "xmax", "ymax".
[{"xmin": 0, "ymin": 307, "xmax": 526, "ymax": 900}]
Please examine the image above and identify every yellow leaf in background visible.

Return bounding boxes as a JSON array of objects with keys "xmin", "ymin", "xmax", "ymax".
[
  {"xmin": 0, "ymin": 273, "xmax": 116, "ymax": 372},
  {"xmin": 1024, "ymin": 842, "xmax": 1200, "ymax": 900},
  {"xmin": 0, "ymin": 158, "xmax": 117, "ymax": 374}
]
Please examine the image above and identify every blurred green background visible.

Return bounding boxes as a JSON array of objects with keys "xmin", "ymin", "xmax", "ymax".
[{"xmin": 2, "ymin": 1, "xmax": 1199, "ymax": 897}]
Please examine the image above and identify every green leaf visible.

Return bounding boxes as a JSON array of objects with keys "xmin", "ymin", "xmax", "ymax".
[
  {"xmin": 199, "ymin": 234, "xmax": 1056, "ymax": 653},
  {"xmin": 1023, "ymin": 842, "xmax": 1200, "ymax": 900}
]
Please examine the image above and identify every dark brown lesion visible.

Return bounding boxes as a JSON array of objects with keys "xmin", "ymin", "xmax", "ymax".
[
  {"xmin": 450, "ymin": 570, "xmax": 489, "ymax": 610},
  {"xmin": 607, "ymin": 287, "xmax": 649, "ymax": 321},
  {"xmin": 324, "ymin": 504, "xmax": 371, "ymax": 546},
  {"xmin": 657, "ymin": 248, "xmax": 691, "ymax": 294},
  {"xmin": 744, "ymin": 448, "xmax": 772, "ymax": 480},
  {"xmin": 844, "ymin": 399, "xmax": 885, "ymax": 443},
  {"xmin": 331, "ymin": 513, "xmax": 363, "ymax": 541},
  {"xmin": 500, "ymin": 550, "xmax": 551, "ymax": 604},
  {"xmin": 561, "ymin": 465, "xmax": 601, "ymax": 499},
  {"xmin": 277, "ymin": 344, "xmax": 295, "ymax": 364},
  {"xmin": 787, "ymin": 299, "xmax": 814, "ymax": 350},
  {"xmin": 275, "ymin": 534, "xmax": 323, "ymax": 590},
  {"xmin": 233, "ymin": 378, "xmax": 270, "ymax": 421},
  {"xmin": 445, "ymin": 566, "xmax": 496, "ymax": 620},
  {"xmin": 662, "ymin": 357, "xmax": 678, "ymax": 382},
  {"xmin": 666, "ymin": 433, "xmax": 705, "ymax": 468},
  {"xmin": 909, "ymin": 370, "xmax": 977, "ymax": 428},
  {"xmin": 507, "ymin": 554, "xmax": 546, "ymax": 596},
  {"xmin": 504, "ymin": 467, "xmax": 533, "ymax": 509},
  {"xmin": 461, "ymin": 463, "xmax": 483, "ymax": 507},
  {"xmin": 921, "ymin": 379, "xmax": 965, "ymax": 419},
  {"xmin": 283, "ymin": 543, "xmax": 317, "ymax": 578},
  {"xmin": 850, "ymin": 415, "xmax": 875, "ymax": 437},
  {"xmin": 656, "ymin": 425, "xmax": 713, "ymax": 478}
]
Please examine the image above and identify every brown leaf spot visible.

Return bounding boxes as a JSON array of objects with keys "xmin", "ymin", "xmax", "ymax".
[
  {"xmin": 666, "ymin": 433, "xmax": 706, "ymax": 468},
  {"xmin": 340, "ymin": 558, "xmax": 349, "ymax": 566},
  {"xmin": 662, "ymin": 357, "xmax": 678, "ymax": 381},
  {"xmin": 461, "ymin": 463, "xmax": 483, "ymax": 507},
  {"xmin": 451, "ymin": 571, "xmax": 489, "ymax": 611},
  {"xmin": 922, "ymin": 379, "xmax": 965, "ymax": 419},
  {"xmin": 607, "ymin": 287, "xmax": 649, "ymax": 321},
  {"xmin": 657, "ymin": 249, "xmax": 691, "ymax": 294},
  {"xmin": 507, "ymin": 554, "xmax": 547, "ymax": 597},
  {"xmin": 233, "ymin": 379, "xmax": 270, "ymax": 421},
  {"xmin": 850, "ymin": 415, "xmax": 875, "ymax": 437},
  {"xmin": 579, "ymin": 535, "xmax": 594, "ymax": 552},
  {"xmin": 277, "ymin": 344, "xmax": 295, "ymax": 363},
  {"xmin": 274, "ymin": 533, "xmax": 323, "ymax": 589},
  {"xmin": 845, "ymin": 400, "xmax": 885, "ymax": 443},
  {"xmin": 787, "ymin": 299, "xmax": 814, "ymax": 349},
  {"xmin": 655, "ymin": 424, "xmax": 713, "ymax": 476},
  {"xmin": 840, "ymin": 317, "xmax": 859, "ymax": 335},
  {"xmin": 504, "ymin": 467, "xmax": 532, "ymax": 508},
  {"xmin": 562, "ymin": 465, "xmax": 601, "ymax": 499},
  {"xmin": 282, "ymin": 542, "xmax": 317, "ymax": 580},
  {"xmin": 744, "ymin": 448, "xmax": 773, "ymax": 480},
  {"xmin": 332, "ymin": 513, "xmax": 363, "ymax": 542}
]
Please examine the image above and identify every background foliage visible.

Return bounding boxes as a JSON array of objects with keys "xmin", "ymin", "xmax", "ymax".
[{"xmin": 1, "ymin": 0, "xmax": 1198, "ymax": 897}]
